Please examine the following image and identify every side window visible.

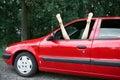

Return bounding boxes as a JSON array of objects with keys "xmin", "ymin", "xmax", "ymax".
[
  {"xmin": 54, "ymin": 20, "xmax": 95, "ymax": 40},
  {"xmin": 98, "ymin": 19, "xmax": 120, "ymax": 39}
]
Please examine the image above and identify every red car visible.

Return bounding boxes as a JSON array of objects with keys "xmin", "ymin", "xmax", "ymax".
[{"xmin": 3, "ymin": 15, "xmax": 120, "ymax": 79}]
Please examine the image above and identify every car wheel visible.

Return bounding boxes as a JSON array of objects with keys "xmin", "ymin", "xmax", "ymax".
[{"xmin": 14, "ymin": 52, "xmax": 38, "ymax": 77}]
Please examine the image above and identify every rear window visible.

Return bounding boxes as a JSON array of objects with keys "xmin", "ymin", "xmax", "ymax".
[{"xmin": 98, "ymin": 19, "xmax": 120, "ymax": 39}]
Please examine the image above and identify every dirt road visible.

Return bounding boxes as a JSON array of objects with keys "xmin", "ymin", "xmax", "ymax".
[{"xmin": 0, "ymin": 60, "xmax": 106, "ymax": 80}]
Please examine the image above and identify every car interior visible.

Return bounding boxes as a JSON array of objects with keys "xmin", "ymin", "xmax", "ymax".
[{"xmin": 54, "ymin": 20, "xmax": 95, "ymax": 40}]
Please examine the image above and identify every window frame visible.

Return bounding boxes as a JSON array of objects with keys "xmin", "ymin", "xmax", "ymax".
[{"xmin": 52, "ymin": 19, "xmax": 97, "ymax": 40}]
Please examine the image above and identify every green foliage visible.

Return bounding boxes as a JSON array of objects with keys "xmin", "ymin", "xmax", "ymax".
[
  {"xmin": 0, "ymin": 0, "xmax": 120, "ymax": 47},
  {"xmin": 0, "ymin": 48, "xmax": 4, "ymax": 59},
  {"xmin": 0, "ymin": 0, "xmax": 21, "ymax": 47}
]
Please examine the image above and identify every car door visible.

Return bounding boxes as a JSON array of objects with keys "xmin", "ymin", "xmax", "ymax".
[
  {"xmin": 40, "ymin": 19, "xmax": 97, "ymax": 73},
  {"xmin": 91, "ymin": 19, "xmax": 120, "ymax": 78}
]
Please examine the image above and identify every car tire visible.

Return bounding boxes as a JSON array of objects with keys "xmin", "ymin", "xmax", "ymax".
[{"xmin": 14, "ymin": 52, "xmax": 38, "ymax": 77}]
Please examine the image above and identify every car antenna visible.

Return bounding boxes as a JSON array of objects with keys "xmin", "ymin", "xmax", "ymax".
[
  {"xmin": 51, "ymin": 25, "xmax": 55, "ymax": 37},
  {"xmin": 51, "ymin": 25, "xmax": 54, "ymax": 32}
]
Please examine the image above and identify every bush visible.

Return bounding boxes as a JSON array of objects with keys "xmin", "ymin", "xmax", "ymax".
[{"xmin": 0, "ymin": 48, "xmax": 5, "ymax": 59}]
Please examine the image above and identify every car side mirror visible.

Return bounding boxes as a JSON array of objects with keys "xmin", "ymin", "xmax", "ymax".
[{"xmin": 47, "ymin": 36, "xmax": 55, "ymax": 41}]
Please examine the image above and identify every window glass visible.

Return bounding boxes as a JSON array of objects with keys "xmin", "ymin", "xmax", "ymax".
[
  {"xmin": 98, "ymin": 19, "xmax": 120, "ymax": 39},
  {"xmin": 54, "ymin": 20, "xmax": 95, "ymax": 40},
  {"xmin": 99, "ymin": 28, "xmax": 120, "ymax": 39}
]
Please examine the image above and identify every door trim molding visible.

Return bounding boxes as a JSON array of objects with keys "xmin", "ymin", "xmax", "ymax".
[
  {"xmin": 42, "ymin": 56, "xmax": 120, "ymax": 67},
  {"xmin": 42, "ymin": 56, "xmax": 90, "ymax": 64}
]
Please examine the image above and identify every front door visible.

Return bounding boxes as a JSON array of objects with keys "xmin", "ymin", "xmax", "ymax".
[{"xmin": 40, "ymin": 19, "xmax": 97, "ymax": 73}]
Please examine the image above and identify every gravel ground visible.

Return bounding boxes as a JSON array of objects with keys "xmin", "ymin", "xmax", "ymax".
[{"xmin": 0, "ymin": 60, "xmax": 107, "ymax": 80}]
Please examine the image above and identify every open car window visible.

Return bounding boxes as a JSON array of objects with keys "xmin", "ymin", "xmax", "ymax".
[{"xmin": 54, "ymin": 20, "xmax": 95, "ymax": 40}]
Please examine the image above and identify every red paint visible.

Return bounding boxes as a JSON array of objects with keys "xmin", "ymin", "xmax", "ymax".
[{"xmin": 3, "ymin": 17, "xmax": 120, "ymax": 79}]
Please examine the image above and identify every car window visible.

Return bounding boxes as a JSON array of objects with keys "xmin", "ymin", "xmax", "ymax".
[
  {"xmin": 98, "ymin": 19, "xmax": 120, "ymax": 39},
  {"xmin": 99, "ymin": 28, "xmax": 120, "ymax": 39},
  {"xmin": 54, "ymin": 20, "xmax": 95, "ymax": 40}
]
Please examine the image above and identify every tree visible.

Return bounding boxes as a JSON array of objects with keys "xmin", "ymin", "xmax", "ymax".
[
  {"xmin": 0, "ymin": 0, "xmax": 120, "ymax": 48},
  {"xmin": 0, "ymin": 0, "xmax": 20, "ymax": 47},
  {"xmin": 21, "ymin": 0, "xmax": 29, "ymax": 41}
]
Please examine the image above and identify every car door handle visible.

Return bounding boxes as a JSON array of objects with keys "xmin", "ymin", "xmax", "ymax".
[{"xmin": 77, "ymin": 46, "xmax": 87, "ymax": 49}]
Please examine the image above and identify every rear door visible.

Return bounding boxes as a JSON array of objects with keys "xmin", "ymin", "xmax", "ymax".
[{"xmin": 91, "ymin": 19, "xmax": 120, "ymax": 78}]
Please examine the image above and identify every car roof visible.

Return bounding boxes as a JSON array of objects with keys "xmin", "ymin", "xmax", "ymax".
[
  {"xmin": 92, "ymin": 16, "xmax": 120, "ymax": 19},
  {"xmin": 79, "ymin": 16, "xmax": 120, "ymax": 20},
  {"xmin": 64, "ymin": 16, "xmax": 120, "ymax": 26}
]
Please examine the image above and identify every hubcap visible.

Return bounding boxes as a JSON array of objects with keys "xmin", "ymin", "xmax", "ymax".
[{"xmin": 17, "ymin": 56, "xmax": 32, "ymax": 74}]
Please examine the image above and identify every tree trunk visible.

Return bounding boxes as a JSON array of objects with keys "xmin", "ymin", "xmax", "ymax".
[{"xmin": 21, "ymin": 0, "xmax": 28, "ymax": 41}]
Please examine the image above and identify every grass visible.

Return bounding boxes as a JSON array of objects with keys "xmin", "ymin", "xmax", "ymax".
[{"xmin": 0, "ymin": 48, "xmax": 4, "ymax": 59}]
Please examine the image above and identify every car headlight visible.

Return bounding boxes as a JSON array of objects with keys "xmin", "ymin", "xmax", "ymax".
[{"xmin": 5, "ymin": 47, "xmax": 8, "ymax": 51}]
